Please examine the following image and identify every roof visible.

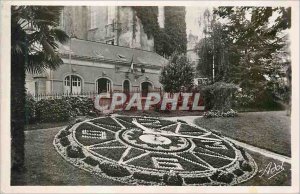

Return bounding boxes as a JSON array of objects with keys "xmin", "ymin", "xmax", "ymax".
[{"xmin": 59, "ymin": 38, "xmax": 168, "ymax": 68}]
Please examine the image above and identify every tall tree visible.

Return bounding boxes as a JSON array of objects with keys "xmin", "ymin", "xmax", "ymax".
[
  {"xmin": 11, "ymin": 6, "xmax": 68, "ymax": 171},
  {"xmin": 160, "ymin": 53, "xmax": 194, "ymax": 93},
  {"xmin": 199, "ymin": 7, "xmax": 291, "ymax": 106}
]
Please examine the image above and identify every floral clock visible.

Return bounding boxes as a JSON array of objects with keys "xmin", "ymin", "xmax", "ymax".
[{"xmin": 53, "ymin": 116, "xmax": 257, "ymax": 185}]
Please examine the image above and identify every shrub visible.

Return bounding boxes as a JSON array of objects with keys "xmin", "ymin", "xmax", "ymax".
[
  {"xmin": 63, "ymin": 96, "xmax": 94, "ymax": 116},
  {"xmin": 35, "ymin": 99, "xmax": 72, "ymax": 122},
  {"xmin": 99, "ymin": 162, "xmax": 131, "ymax": 177},
  {"xmin": 66, "ymin": 145, "xmax": 85, "ymax": 158},
  {"xmin": 216, "ymin": 172, "xmax": 234, "ymax": 184},
  {"xmin": 202, "ymin": 82, "xmax": 239, "ymax": 112},
  {"xmin": 210, "ymin": 170, "xmax": 221, "ymax": 181},
  {"xmin": 239, "ymin": 161, "xmax": 252, "ymax": 172},
  {"xmin": 237, "ymin": 147, "xmax": 249, "ymax": 161},
  {"xmin": 233, "ymin": 169, "xmax": 244, "ymax": 176},
  {"xmin": 133, "ymin": 172, "xmax": 162, "ymax": 183},
  {"xmin": 184, "ymin": 177, "xmax": 211, "ymax": 184},
  {"xmin": 163, "ymin": 173, "xmax": 183, "ymax": 186},
  {"xmin": 83, "ymin": 156, "xmax": 99, "ymax": 167},
  {"xmin": 57, "ymin": 130, "xmax": 71, "ymax": 139},
  {"xmin": 60, "ymin": 137, "xmax": 70, "ymax": 147}
]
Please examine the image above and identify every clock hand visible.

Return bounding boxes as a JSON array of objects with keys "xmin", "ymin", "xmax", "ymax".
[
  {"xmin": 132, "ymin": 119, "xmax": 155, "ymax": 133},
  {"xmin": 143, "ymin": 131, "xmax": 221, "ymax": 142}
]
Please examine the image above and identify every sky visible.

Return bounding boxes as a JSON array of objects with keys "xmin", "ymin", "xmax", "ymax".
[{"xmin": 185, "ymin": 7, "xmax": 210, "ymax": 40}]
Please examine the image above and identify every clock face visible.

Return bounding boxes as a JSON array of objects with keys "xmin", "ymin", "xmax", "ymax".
[{"xmin": 54, "ymin": 116, "xmax": 257, "ymax": 185}]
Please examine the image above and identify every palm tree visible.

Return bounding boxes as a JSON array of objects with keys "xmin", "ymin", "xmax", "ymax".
[{"xmin": 11, "ymin": 6, "xmax": 68, "ymax": 172}]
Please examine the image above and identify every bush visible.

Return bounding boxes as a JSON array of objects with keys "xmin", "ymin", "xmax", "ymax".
[
  {"xmin": 239, "ymin": 161, "xmax": 252, "ymax": 172},
  {"xmin": 99, "ymin": 162, "xmax": 131, "ymax": 177},
  {"xmin": 163, "ymin": 173, "xmax": 183, "ymax": 186},
  {"xmin": 233, "ymin": 169, "xmax": 244, "ymax": 176},
  {"xmin": 60, "ymin": 136, "xmax": 70, "ymax": 147},
  {"xmin": 26, "ymin": 96, "xmax": 97, "ymax": 124},
  {"xmin": 210, "ymin": 170, "xmax": 221, "ymax": 181},
  {"xmin": 57, "ymin": 130, "xmax": 71, "ymax": 139},
  {"xmin": 35, "ymin": 99, "xmax": 72, "ymax": 122},
  {"xmin": 216, "ymin": 172, "xmax": 234, "ymax": 184},
  {"xmin": 133, "ymin": 172, "xmax": 162, "ymax": 183},
  {"xmin": 66, "ymin": 145, "xmax": 85, "ymax": 158},
  {"xmin": 83, "ymin": 156, "xmax": 99, "ymax": 167},
  {"xmin": 63, "ymin": 96, "xmax": 94, "ymax": 116},
  {"xmin": 202, "ymin": 82, "xmax": 239, "ymax": 112}
]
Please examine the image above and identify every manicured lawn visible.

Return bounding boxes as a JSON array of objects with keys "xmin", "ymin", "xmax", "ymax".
[
  {"xmin": 194, "ymin": 111, "xmax": 291, "ymax": 157},
  {"xmin": 240, "ymin": 150, "xmax": 291, "ymax": 186},
  {"xmin": 11, "ymin": 127, "xmax": 123, "ymax": 186}
]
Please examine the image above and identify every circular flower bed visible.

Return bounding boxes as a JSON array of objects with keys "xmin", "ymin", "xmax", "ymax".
[{"xmin": 53, "ymin": 116, "xmax": 257, "ymax": 185}]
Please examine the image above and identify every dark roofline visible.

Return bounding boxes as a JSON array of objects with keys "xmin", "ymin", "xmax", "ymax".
[
  {"xmin": 59, "ymin": 53, "xmax": 162, "ymax": 69},
  {"xmin": 71, "ymin": 38, "xmax": 160, "ymax": 55}
]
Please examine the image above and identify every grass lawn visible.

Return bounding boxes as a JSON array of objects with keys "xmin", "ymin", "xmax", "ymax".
[
  {"xmin": 12, "ymin": 122, "xmax": 290, "ymax": 186},
  {"xmin": 240, "ymin": 150, "xmax": 291, "ymax": 186},
  {"xmin": 12, "ymin": 127, "xmax": 123, "ymax": 186},
  {"xmin": 194, "ymin": 111, "xmax": 291, "ymax": 157}
]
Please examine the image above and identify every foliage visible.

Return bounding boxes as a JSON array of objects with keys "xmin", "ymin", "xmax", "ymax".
[
  {"xmin": 239, "ymin": 161, "xmax": 252, "ymax": 172},
  {"xmin": 25, "ymin": 96, "xmax": 97, "ymax": 123},
  {"xmin": 202, "ymin": 82, "xmax": 239, "ymax": 112},
  {"xmin": 11, "ymin": 6, "xmax": 68, "ymax": 170},
  {"xmin": 133, "ymin": 6, "xmax": 187, "ymax": 57},
  {"xmin": 57, "ymin": 130, "xmax": 71, "ymax": 139},
  {"xmin": 35, "ymin": 99, "xmax": 72, "ymax": 122},
  {"xmin": 197, "ymin": 7, "xmax": 291, "ymax": 110},
  {"xmin": 160, "ymin": 53, "xmax": 195, "ymax": 93},
  {"xmin": 60, "ymin": 137, "xmax": 70, "ymax": 147},
  {"xmin": 66, "ymin": 145, "xmax": 85, "ymax": 158},
  {"xmin": 83, "ymin": 156, "xmax": 99, "ymax": 167},
  {"xmin": 164, "ymin": 6, "xmax": 187, "ymax": 55},
  {"xmin": 216, "ymin": 172, "xmax": 234, "ymax": 183},
  {"xmin": 233, "ymin": 169, "xmax": 244, "ymax": 176},
  {"xmin": 132, "ymin": 172, "xmax": 162, "ymax": 183},
  {"xmin": 163, "ymin": 172, "xmax": 183, "ymax": 186},
  {"xmin": 99, "ymin": 162, "xmax": 131, "ymax": 177},
  {"xmin": 203, "ymin": 109, "xmax": 237, "ymax": 118},
  {"xmin": 63, "ymin": 96, "xmax": 94, "ymax": 116}
]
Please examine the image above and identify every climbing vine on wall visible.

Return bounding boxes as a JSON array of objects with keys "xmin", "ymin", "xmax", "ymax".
[{"xmin": 132, "ymin": 6, "xmax": 187, "ymax": 57}]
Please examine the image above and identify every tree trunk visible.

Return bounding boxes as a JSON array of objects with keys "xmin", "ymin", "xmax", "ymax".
[{"xmin": 11, "ymin": 53, "xmax": 26, "ymax": 172}]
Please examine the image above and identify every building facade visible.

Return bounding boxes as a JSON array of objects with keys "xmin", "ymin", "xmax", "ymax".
[
  {"xmin": 26, "ymin": 6, "xmax": 168, "ymax": 97},
  {"xmin": 60, "ymin": 6, "xmax": 155, "ymax": 51}
]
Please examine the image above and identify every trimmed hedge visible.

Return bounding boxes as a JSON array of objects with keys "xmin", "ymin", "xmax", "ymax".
[
  {"xmin": 163, "ymin": 173, "xmax": 183, "ymax": 186},
  {"xmin": 99, "ymin": 162, "xmax": 131, "ymax": 177},
  {"xmin": 66, "ymin": 145, "xmax": 85, "ymax": 158},
  {"xmin": 133, "ymin": 172, "xmax": 162, "ymax": 183},
  {"xmin": 57, "ymin": 130, "xmax": 71, "ymax": 139},
  {"xmin": 60, "ymin": 137, "xmax": 70, "ymax": 147},
  {"xmin": 26, "ymin": 96, "xmax": 98, "ymax": 123},
  {"xmin": 83, "ymin": 156, "xmax": 99, "ymax": 167},
  {"xmin": 35, "ymin": 99, "xmax": 72, "ymax": 122}
]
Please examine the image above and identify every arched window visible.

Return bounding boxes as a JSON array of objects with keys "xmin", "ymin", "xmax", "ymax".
[
  {"xmin": 141, "ymin": 81, "xmax": 153, "ymax": 97},
  {"xmin": 64, "ymin": 75, "xmax": 82, "ymax": 94},
  {"xmin": 123, "ymin": 80, "xmax": 130, "ymax": 93},
  {"xmin": 97, "ymin": 78, "xmax": 112, "ymax": 94}
]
